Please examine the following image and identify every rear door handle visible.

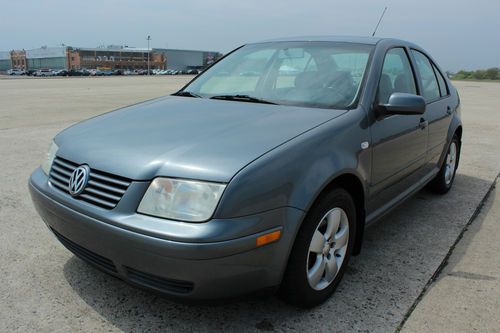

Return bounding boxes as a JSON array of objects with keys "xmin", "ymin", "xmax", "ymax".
[
  {"xmin": 446, "ymin": 106, "xmax": 452, "ymax": 115},
  {"xmin": 419, "ymin": 118, "xmax": 428, "ymax": 130}
]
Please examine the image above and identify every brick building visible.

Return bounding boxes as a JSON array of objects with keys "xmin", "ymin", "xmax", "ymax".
[
  {"xmin": 10, "ymin": 50, "xmax": 27, "ymax": 70},
  {"xmin": 1, "ymin": 45, "xmax": 221, "ymax": 72},
  {"xmin": 67, "ymin": 47, "xmax": 165, "ymax": 70}
]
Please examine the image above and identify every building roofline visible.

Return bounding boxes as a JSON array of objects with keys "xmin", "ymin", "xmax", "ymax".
[{"xmin": 153, "ymin": 48, "xmax": 221, "ymax": 54}]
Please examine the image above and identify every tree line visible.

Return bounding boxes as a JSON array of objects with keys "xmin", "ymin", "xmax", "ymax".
[{"xmin": 450, "ymin": 67, "xmax": 500, "ymax": 80}]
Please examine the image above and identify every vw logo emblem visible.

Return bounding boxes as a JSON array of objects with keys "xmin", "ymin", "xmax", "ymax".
[{"xmin": 68, "ymin": 165, "xmax": 90, "ymax": 196}]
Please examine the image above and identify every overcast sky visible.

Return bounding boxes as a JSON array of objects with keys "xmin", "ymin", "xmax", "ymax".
[{"xmin": 1, "ymin": 0, "xmax": 499, "ymax": 71}]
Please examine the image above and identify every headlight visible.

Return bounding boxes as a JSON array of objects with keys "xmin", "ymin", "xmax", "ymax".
[
  {"xmin": 137, "ymin": 178, "xmax": 226, "ymax": 222},
  {"xmin": 41, "ymin": 141, "xmax": 58, "ymax": 175}
]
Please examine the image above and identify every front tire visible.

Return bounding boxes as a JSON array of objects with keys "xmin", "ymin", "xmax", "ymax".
[
  {"xmin": 279, "ymin": 188, "xmax": 356, "ymax": 308},
  {"xmin": 427, "ymin": 135, "xmax": 460, "ymax": 194}
]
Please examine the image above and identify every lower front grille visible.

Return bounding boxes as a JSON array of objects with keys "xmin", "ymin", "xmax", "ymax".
[
  {"xmin": 125, "ymin": 266, "xmax": 194, "ymax": 294},
  {"xmin": 51, "ymin": 228, "xmax": 117, "ymax": 273}
]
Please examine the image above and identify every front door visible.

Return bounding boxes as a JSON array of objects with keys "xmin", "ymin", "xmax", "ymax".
[{"xmin": 368, "ymin": 47, "xmax": 429, "ymax": 215}]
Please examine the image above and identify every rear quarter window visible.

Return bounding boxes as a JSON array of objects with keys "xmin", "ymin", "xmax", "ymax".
[{"xmin": 433, "ymin": 64, "xmax": 449, "ymax": 97}]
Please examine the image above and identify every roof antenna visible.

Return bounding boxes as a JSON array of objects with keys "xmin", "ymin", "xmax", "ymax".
[{"xmin": 372, "ymin": 6, "xmax": 388, "ymax": 36}]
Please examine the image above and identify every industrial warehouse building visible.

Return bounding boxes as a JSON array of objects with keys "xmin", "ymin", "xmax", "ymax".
[
  {"xmin": 0, "ymin": 51, "xmax": 10, "ymax": 72},
  {"xmin": 1, "ymin": 45, "xmax": 222, "ymax": 73},
  {"xmin": 27, "ymin": 47, "xmax": 67, "ymax": 70},
  {"xmin": 154, "ymin": 48, "xmax": 221, "ymax": 71}
]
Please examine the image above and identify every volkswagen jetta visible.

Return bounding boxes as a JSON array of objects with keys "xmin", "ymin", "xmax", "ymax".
[{"xmin": 29, "ymin": 36, "xmax": 462, "ymax": 307}]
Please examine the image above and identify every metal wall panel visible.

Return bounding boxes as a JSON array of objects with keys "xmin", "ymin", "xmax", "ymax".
[
  {"xmin": 0, "ymin": 59, "xmax": 11, "ymax": 71},
  {"xmin": 27, "ymin": 57, "xmax": 66, "ymax": 70}
]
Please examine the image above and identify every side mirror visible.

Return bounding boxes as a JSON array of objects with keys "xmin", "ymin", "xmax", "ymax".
[{"xmin": 377, "ymin": 93, "xmax": 426, "ymax": 116}]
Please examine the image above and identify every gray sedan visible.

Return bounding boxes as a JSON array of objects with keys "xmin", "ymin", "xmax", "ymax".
[{"xmin": 29, "ymin": 36, "xmax": 462, "ymax": 307}]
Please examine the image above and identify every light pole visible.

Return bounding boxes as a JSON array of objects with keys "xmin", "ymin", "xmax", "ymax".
[{"xmin": 147, "ymin": 35, "xmax": 151, "ymax": 75}]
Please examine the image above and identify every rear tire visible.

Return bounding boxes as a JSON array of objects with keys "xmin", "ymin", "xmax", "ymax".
[
  {"xmin": 279, "ymin": 188, "xmax": 356, "ymax": 308},
  {"xmin": 427, "ymin": 135, "xmax": 460, "ymax": 194}
]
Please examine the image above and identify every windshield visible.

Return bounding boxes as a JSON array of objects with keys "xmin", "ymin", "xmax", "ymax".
[{"xmin": 180, "ymin": 41, "xmax": 373, "ymax": 109}]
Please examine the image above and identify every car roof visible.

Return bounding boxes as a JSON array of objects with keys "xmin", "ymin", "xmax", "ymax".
[{"xmin": 254, "ymin": 35, "xmax": 405, "ymax": 46}]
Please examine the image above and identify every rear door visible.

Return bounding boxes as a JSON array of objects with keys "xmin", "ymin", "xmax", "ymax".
[{"xmin": 410, "ymin": 50, "xmax": 453, "ymax": 168}]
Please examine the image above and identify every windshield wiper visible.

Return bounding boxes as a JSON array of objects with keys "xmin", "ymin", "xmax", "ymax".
[
  {"xmin": 172, "ymin": 90, "xmax": 202, "ymax": 98},
  {"xmin": 210, "ymin": 94, "xmax": 277, "ymax": 105}
]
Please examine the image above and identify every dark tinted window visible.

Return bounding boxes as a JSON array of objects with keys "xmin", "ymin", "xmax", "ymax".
[
  {"xmin": 433, "ymin": 64, "xmax": 448, "ymax": 97},
  {"xmin": 378, "ymin": 48, "xmax": 417, "ymax": 104},
  {"xmin": 411, "ymin": 50, "xmax": 440, "ymax": 102}
]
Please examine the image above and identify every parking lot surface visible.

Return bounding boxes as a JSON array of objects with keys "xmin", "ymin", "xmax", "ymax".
[{"xmin": 1, "ymin": 77, "xmax": 499, "ymax": 332}]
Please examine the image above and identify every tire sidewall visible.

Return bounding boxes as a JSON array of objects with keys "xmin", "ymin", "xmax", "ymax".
[
  {"xmin": 441, "ymin": 136, "xmax": 460, "ymax": 191},
  {"xmin": 281, "ymin": 188, "xmax": 357, "ymax": 307}
]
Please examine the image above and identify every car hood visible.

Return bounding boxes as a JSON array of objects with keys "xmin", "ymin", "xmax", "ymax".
[{"xmin": 55, "ymin": 96, "xmax": 346, "ymax": 182}]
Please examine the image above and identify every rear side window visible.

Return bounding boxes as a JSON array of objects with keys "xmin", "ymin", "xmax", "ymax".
[
  {"xmin": 433, "ymin": 64, "xmax": 448, "ymax": 97},
  {"xmin": 378, "ymin": 48, "xmax": 417, "ymax": 104},
  {"xmin": 411, "ymin": 50, "xmax": 440, "ymax": 102}
]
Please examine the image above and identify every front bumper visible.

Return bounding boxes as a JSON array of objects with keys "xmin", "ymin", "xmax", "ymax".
[{"xmin": 29, "ymin": 168, "xmax": 304, "ymax": 300}]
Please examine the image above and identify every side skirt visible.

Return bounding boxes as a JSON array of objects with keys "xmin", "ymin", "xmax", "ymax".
[{"xmin": 365, "ymin": 167, "xmax": 439, "ymax": 227}]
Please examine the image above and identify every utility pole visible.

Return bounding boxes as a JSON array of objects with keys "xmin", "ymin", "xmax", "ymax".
[{"xmin": 147, "ymin": 35, "xmax": 151, "ymax": 75}]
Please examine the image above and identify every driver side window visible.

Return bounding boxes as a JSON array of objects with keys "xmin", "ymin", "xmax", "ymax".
[{"xmin": 378, "ymin": 48, "xmax": 417, "ymax": 104}]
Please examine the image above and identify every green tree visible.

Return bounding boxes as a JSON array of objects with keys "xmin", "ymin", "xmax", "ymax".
[
  {"xmin": 453, "ymin": 70, "xmax": 472, "ymax": 80},
  {"xmin": 486, "ymin": 67, "xmax": 500, "ymax": 80},
  {"xmin": 450, "ymin": 68, "xmax": 499, "ymax": 81}
]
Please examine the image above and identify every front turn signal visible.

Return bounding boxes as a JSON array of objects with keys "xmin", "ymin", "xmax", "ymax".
[{"xmin": 256, "ymin": 230, "xmax": 282, "ymax": 247}]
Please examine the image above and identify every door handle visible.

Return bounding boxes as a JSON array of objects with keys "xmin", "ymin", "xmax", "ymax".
[
  {"xmin": 446, "ymin": 106, "xmax": 452, "ymax": 115},
  {"xmin": 419, "ymin": 118, "xmax": 428, "ymax": 130}
]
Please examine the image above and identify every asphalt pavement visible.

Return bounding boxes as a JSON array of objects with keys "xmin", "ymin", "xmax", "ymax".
[{"xmin": 1, "ymin": 76, "xmax": 499, "ymax": 332}]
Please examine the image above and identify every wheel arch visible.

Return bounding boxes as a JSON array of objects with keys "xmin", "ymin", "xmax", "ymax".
[
  {"xmin": 455, "ymin": 125, "xmax": 463, "ymax": 142},
  {"xmin": 453, "ymin": 124, "xmax": 463, "ymax": 167},
  {"xmin": 441, "ymin": 116, "xmax": 462, "ymax": 168},
  {"xmin": 303, "ymin": 172, "xmax": 367, "ymax": 256}
]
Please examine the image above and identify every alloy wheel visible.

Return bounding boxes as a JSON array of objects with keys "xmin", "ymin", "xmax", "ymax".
[
  {"xmin": 306, "ymin": 207, "xmax": 349, "ymax": 290},
  {"xmin": 445, "ymin": 141, "xmax": 457, "ymax": 185}
]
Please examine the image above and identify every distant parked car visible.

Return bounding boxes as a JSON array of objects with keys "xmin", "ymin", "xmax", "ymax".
[
  {"xmin": 34, "ymin": 69, "xmax": 55, "ymax": 77},
  {"xmin": 7, "ymin": 68, "xmax": 26, "ymax": 75},
  {"xmin": 94, "ymin": 69, "xmax": 114, "ymax": 76},
  {"xmin": 68, "ymin": 69, "xmax": 86, "ymax": 76},
  {"xmin": 54, "ymin": 70, "xmax": 68, "ymax": 77},
  {"xmin": 137, "ymin": 69, "xmax": 153, "ymax": 75},
  {"xmin": 67, "ymin": 69, "xmax": 80, "ymax": 76}
]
